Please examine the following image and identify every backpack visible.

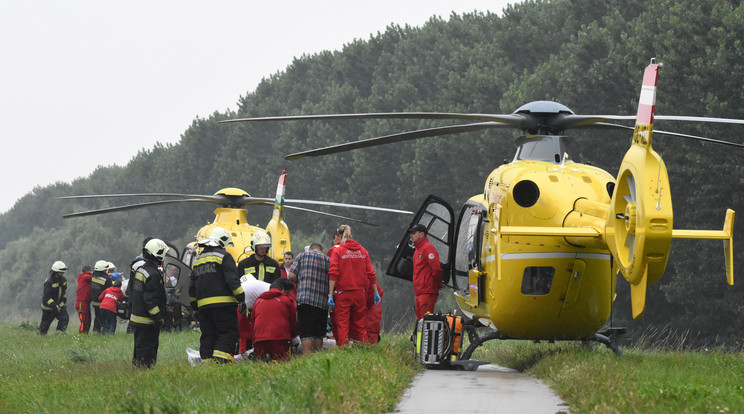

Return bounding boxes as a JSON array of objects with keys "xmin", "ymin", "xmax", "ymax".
[{"xmin": 413, "ymin": 312, "xmax": 463, "ymax": 369}]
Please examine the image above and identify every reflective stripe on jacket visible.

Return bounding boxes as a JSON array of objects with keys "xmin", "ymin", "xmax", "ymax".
[
  {"xmin": 190, "ymin": 247, "xmax": 244, "ymax": 310},
  {"xmin": 41, "ymin": 271, "xmax": 67, "ymax": 310},
  {"xmin": 129, "ymin": 260, "xmax": 166, "ymax": 327}
]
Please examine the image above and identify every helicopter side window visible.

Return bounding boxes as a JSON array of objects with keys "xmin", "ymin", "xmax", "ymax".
[
  {"xmin": 165, "ymin": 263, "xmax": 180, "ymax": 288},
  {"xmin": 521, "ymin": 266, "xmax": 554, "ymax": 295},
  {"xmin": 453, "ymin": 202, "xmax": 485, "ymax": 292}
]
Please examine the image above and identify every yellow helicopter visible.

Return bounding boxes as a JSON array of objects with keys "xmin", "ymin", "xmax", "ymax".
[
  {"xmin": 221, "ymin": 60, "xmax": 744, "ymax": 359},
  {"xmin": 61, "ymin": 170, "xmax": 412, "ymax": 308}
]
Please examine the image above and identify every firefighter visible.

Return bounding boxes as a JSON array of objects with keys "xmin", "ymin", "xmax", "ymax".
[
  {"xmin": 237, "ymin": 231, "xmax": 281, "ymax": 285},
  {"xmin": 39, "ymin": 261, "xmax": 69, "ymax": 335},
  {"xmin": 89, "ymin": 260, "xmax": 112, "ymax": 334},
  {"xmin": 190, "ymin": 227, "xmax": 245, "ymax": 364},
  {"xmin": 129, "ymin": 238, "xmax": 169, "ymax": 368}
]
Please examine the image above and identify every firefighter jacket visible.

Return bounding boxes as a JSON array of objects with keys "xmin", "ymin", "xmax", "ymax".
[
  {"xmin": 90, "ymin": 270, "xmax": 112, "ymax": 307},
  {"xmin": 251, "ymin": 288, "xmax": 298, "ymax": 342},
  {"xmin": 329, "ymin": 239, "xmax": 377, "ymax": 292},
  {"xmin": 41, "ymin": 270, "xmax": 67, "ymax": 311},
  {"xmin": 190, "ymin": 246, "xmax": 245, "ymax": 310},
  {"xmin": 237, "ymin": 254, "xmax": 281, "ymax": 285},
  {"xmin": 412, "ymin": 235, "xmax": 442, "ymax": 295},
  {"xmin": 129, "ymin": 259, "xmax": 167, "ymax": 327}
]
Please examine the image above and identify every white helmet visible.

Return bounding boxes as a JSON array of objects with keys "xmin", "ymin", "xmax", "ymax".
[
  {"xmin": 251, "ymin": 230, "xmax": 272, "ymax": 250},
  {"xmin": 94, "ymin": 260, "xmax": 110, "ymax": 272},
  {"xmin": 107, "ymin": 262, "xmax": 116, "ymax": 272},
  {"xmin": 51, "ymin": 261, "xmax": 67, "ymax": 273},
  {"xmin": 144, "ymin": 238, "xmax": 169, "ymax": 261},
  {"xmin": 209, "ymin": 227, "xmax": 233, "ymax": 249}
]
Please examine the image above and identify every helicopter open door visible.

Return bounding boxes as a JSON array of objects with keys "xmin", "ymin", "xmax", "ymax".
[
  {"xmin": 452, "ymin": 200, "xmax": 488, "ymax": 306},
  {"xmin": 162, "ymin": 256, "xmax": 193, "ymax": 308},
  {"xmin": 386, "ymin": 195, "xmax": 454, "ymax": 284}
]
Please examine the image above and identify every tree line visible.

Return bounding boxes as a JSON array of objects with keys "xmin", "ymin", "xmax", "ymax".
[{"xmin": 1, "ymin": 0, "xmax": 743, "ymax": 344}]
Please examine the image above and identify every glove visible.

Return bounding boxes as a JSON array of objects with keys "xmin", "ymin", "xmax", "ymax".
[
  {"xmin": 374, "ymin": 292, "xmax": 381, "ymax": 307},
  {"xmin": 153, "ymin": 316, "xmax": 164, "ymax": 330},
  {"xmin": 238, "ymin": 302, "xmax": 247, "ymax": 314},
  {"xmin": 328, "ymin": 295, "xmax": 335, "ymax": 310}
]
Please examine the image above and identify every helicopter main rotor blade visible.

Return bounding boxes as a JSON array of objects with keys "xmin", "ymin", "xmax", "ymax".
[
  {"xmin": 63, "ymin": 199, "xmax": 214, "ymax": 218},
  {"xmin": 60, "ymin": 193, "xmax": 282, "ymax": 206},
  {"xmin": 60, "ymin": 193, "xmax": 226, "ymax": 203},
  {"xmin": 285, "ymin": 122, "xmax": 513, "ymax": 160},
  {"xmin": 594, "ymin": 123, "xmax": 744, "ymax": 147},
  {"xmin": 278, "ymin": 204, "xmax": 379, "ymax": 227},
  {"xmin": 285, "ymin": 198, "xmax": 413, "ymax": 215},
  {"xmin": 654, "ymin": 115, "xmax": 744, "ymax": 125},
  {"xmin": 219, "ymin": 112, "xmax": 525, "ymax": 125}
]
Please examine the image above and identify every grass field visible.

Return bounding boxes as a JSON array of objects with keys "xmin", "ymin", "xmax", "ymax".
[
  {"xmin": 4, "ymin": 320, "xmax": 744, "ymax": 413},
  {"xmin": 0, "ymin": 322, "xmax": 421, "ymax": 413},
  {"xmin": 477, "ymin": 340, "xmax": 744, "ymax": 413}
]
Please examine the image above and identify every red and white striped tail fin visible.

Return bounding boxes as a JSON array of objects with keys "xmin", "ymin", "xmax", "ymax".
[
  {"xmin": 633, "ymin": 60, "xmax": 661, "ymax": 147},
  {"xmin": 274, "ymin": 170, "xmax": 286, "ymax": 208}
]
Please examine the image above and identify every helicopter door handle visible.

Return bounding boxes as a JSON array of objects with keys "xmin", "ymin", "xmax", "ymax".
[{"xmin": 616, "ymin": 213, "xmax": 628, "ymax": 220}]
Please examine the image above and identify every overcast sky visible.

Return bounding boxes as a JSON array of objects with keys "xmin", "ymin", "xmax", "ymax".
[{"xmin": 0, "ymin": 1, "xmax": 516, "ymax": 214}]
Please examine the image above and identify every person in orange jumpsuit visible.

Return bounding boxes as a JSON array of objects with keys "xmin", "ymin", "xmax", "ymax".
[
  {"xmin": 328, "ymin": 225, "xmax": 380, "ymax": 346},
  {"xmin": 74, "ymin": 265, "xmax": 93, "ymax": 334}
]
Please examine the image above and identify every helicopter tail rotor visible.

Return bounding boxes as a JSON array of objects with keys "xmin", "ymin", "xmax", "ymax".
[{"xmin": 606, "ymin": 61, "xmax": 673, "ymax": 319}]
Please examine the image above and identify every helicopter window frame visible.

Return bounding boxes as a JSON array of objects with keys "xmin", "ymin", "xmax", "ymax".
[
  {"xmin": 452, "ymin": 201, "xmax": 486, "ymax": 292},
  {"xmin": 521, "ymin": 266, "xmax": 555, "ymax": 295}
]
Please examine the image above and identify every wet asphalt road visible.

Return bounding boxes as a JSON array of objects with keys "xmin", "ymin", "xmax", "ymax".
[{"xmin": 392, "ymin": 363, "xmax": 568, "ymax": 413}]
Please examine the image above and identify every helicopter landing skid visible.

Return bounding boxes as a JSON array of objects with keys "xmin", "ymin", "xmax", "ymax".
[
  {"xmin": 590, "ymin": 332, "xmax": 623, "ymax": 356},
  {"xmin": 456, "ymin": 323, "xmax": 624, "ymax": 368},
  {"xmin": 456, "ymin": 326, "xmax": 510, "ymax": 370}
]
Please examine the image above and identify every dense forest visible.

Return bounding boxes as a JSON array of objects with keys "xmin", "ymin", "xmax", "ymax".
[{"xmin": 2, "ymin": 0, "xmax": 743, "ymax": 345}]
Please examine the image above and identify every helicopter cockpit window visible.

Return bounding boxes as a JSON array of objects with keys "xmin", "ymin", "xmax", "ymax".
[
  {"xmin": 513, "ymin": 136, "xmax": 572, "ymax": 163},
  {"xmin": 521, "ymin": 266, "xmax": 554, "ymax": 295}
]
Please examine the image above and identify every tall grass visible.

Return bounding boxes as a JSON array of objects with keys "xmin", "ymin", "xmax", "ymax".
[{"xmin": 0, "ymin": 322, "xmax": 421, "ymax": 413}]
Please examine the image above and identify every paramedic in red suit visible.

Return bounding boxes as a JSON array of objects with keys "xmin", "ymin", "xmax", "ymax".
[
  {"xmin": 326, "ymin": 230, "xmax": 343, "ymax": 341},
  {"xmin": 251, "ymin": 278, "xmax": 297, "ymax": 361},
  {"xmin": 328, "ymin": 225, "xmax": 380, "ymax": 346},
  {"xmin": 365, "ymin": 280, "xmax": 383, "ymax": 344},
  {"xmin": 410, "ymin": 223, "xmax": 443, "ymax": 319},
  {"xmin": 75, "ymin": 265, "xmax": 93, "ymax": 334}
]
